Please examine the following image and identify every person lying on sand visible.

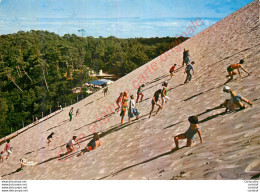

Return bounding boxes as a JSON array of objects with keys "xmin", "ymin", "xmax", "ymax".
[
  {"xmin": 172, "ymin": 116, "xmax": 203, "ymax": 150},
  {"xmin": 223, "ymin": 86, "xmax": 252, "ymax": 111},
  {"xmin": 78, "ymin": 133, "xmax": 101, "ymax": 156}
]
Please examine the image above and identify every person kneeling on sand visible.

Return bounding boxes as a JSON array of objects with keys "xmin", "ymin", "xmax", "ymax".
[
  {"xmin": 66, "ymin": 136, "xmax": 80, "ymax": 153},
  {"xmin": 223, "ymin": 86, "xmax": 252, "ymax": 111},
  {"xmin": 172, "ymin": 116, "xmax": 203, "ymax": 150},
  {"xmin": 78, "ymin": 133, "xmax": 101, "ymax": 156}
]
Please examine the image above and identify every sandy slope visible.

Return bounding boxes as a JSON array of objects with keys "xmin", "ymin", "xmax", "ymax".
[{"xmin": 0, "ymin": 0, "xmax": 259, "ymax": 180}]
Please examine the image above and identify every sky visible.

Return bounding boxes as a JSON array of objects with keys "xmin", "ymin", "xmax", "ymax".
[{"xmin": 0, "ymin": 0, "xmax": 254, "ymax": 38}]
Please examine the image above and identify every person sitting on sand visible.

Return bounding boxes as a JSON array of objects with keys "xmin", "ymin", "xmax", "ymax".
[
  {"xmin": 172, "ymin": 116, "xmax": 203, "ymax": 150},
  {"xmin": 128, "ymin": 95, "xmax": 140, "ymax": 122},
  {"xmin": 149, "ymin": 89, "xmax": 163, "ymax": 118},
  {"xmin": 226, "ymin": 59, "xmax": 250, "ymax": 81},
  {"xmin": 0, "ymin": 151, "xmax": 3, "ymax": 162},
  {"xmin": 162, "ymin": 82, "xmax": 170, "ymax": 105},
  {"xmin": 136, "ymin": 84, "xmax": 145, "ymax": 103},
  {"xmin": 66, "ymin": 136, "xmax": 80, "ymax": 153},
  {"xmin": 4, "ymin": 139, "xmax": 12, "ymax": 159},
  {"xmin": 169, "ymin": 64, "xmax": 177, "ymax": 78},
  {"xmin": 78, "ymin": 133, "xmax": 101, "ymax": 156},
  {"xmin": 120, "ymin": 91, "xmax": 128, "ymax": 124},
  {"xmin": 115, "ymin": 92, "xmax": 123, "ymax": 112},
  {"xmin": 47, "ymin": 132, "xmax": 54, "ymax": 146},
  {"xmin": 223, "ymin": 86, "xmax": 252, "ymax": 111}
]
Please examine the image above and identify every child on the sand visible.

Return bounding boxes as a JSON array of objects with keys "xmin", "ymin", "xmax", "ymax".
[
  {"xmin": 172, "ymin": 116, "xmax": 203, "ymax": 150},
  {"xmin": 4, "ymin": 139, "xmax": 12, "ymax": 159},
  {"xmin": 136, "ymin": 84, "xmax": 145, "ymax": 103},
  {"xmin": 66, "ymin": 136, "xmax": 80, "ymax": 153},
  {"xmin": 149, "ymin": 89, "xmax": 163, "ymax": 118},
  {"xmin": 226, "ymin": 59, "xmax": 250, "ymax": 80},
  {"xmin": 169, "ymin": 64, "xmax": 177, "ymax": 78},
  {"xmin": 75, "ymin": 108, "xmax": 80, "ymax": 116},
  {"xmin": 78, "ymin": 133, "xmax": 101, "ymax": 156},
  {"xmin": 47, "ymin": 132, "xmax": 54, "ymax": 146},
  {"xmin": 69, "ymin": 107, "xmax": 73, "ymax": 121},
  {"xmin": 128, "ymin": 95, "xmax": 140, "ymax": 122},
  {"xmin": 162, "ymin": 82, "xmax": 170, "ymax": 105},
  {"xmin": 0, "ymin": 151, "xmax": 3, "ymax": 162},
  {"xmin": 120, "ymin": 92, "xmax": 128, "ymax": 124},
  {"xmin": 115, "ymin": 92, "xmax": 123, "ymax": 112},
  {"xmin": 223, "ymin": 86, "xmax": 252, "ymax": 111}
]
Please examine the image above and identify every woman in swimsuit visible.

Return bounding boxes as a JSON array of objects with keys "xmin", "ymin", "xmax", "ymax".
[
  {"xmin": 120, "ymin": 92, "xmax": 128, "ymax": 124},
  {"xmin": 172, "ymin": 116, "xmax": 203, "ymax": 150}
]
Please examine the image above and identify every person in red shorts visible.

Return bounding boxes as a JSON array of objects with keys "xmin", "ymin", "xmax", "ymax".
[
  {"xmin": 78, "ymin": 133, "xmax": 101, "ymax": 156},
  {"xmin": 169, "ymin": 64, "xmax": 177, "ymax": 79}
]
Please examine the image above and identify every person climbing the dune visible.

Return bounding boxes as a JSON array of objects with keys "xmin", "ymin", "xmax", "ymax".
[
  {"xmin": 115, "ymin": 92, "xmax": 123, "ymax": 112},
  {"xmin": 162, "ymin": 82, "xmax": 170, "ymax": 105},
  {"xmin": 226, "ymin": 59, "xmax": 250, "ymax": 81},
  {"xmin": 66, "ymin": 136, "xmax": 80, "ymax": 153},
  {"xmin": 4, "ymin": 139, "xmax": 12, "ymax": 159},
  {"xmin": 169, "ymin": 64, "xmax": 177, "ymax": 79},
  {"xmin": 184, "ymin": 61, "xmax": 195, "ymax": 84},
  {"xmin": 172, "ymin": 116, "xmax": 203, "ymax": 150},
  {"xmin": 222, "ymin": 86, "xmax": 253, "ymax": 112},
  {"xmin": 149, "ymin": 89, "xmax": 163, "ymax": 118},
  {"xmin": 120, "ymin": 91, "xmax": 128, "ymax": 124},
  {"xmin": 136, "ymin": 84, "xmax": 145, "ymax": 103},
  {"xmin": 128, "ymin": 95, "xmax": 140, "ymax": 122},
  {"xmin": 182, "ymin": 49, "xmax": 190, "ymax": 67},
  {"xmin": 47, "ymin": 132, "xmax": 54, "ymax": 146},
  {"xmin": 78, "ymin": 133, "xmax": 101, "ymax": 156},
  {"xmin": 69, "ymin": 107, "xmax": 73, "ymax": 121},
  {"xmin": 103, "ymin": 86, "xmax": 109, "ymax": 97},
  {"xmin": 75, "ymin": 108, "xmax": 80, "ymax": 116},
  {"xmin": 0, "ymin": 151, "xmax": 4, "ymax": 162}
]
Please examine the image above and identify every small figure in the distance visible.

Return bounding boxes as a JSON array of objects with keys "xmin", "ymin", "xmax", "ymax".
[
  {"xmin": 169, "ymin": 64, "xmax": 177, "ymax": 79},
  {"xmin": 47, "ymin": 132, "xmax": 54, "ymax": 146},
  {"xmin": 103, "ymin": 86, "xmax": 109, "ymax": 97},
  {"xmin": 75, "ymin": 108, "xmax": 80, "ymax": 116},
  {"xmin": 69, "ymin": 107, "xmax": 74, "ymax": 121},
  {"xmin": 0, "ymin": 151, "xmax": 4, "ymax": 162}
]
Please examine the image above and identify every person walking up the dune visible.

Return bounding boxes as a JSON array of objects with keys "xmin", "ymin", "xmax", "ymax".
[
  {"xmin": 103, "ymin": 86, "xmax": 109, "ymax": 97},
  {"xmin": 47, "ymin": 132, "xmax": 54, "ymax": 146},
  {"xmin": 78, "ymin": 133, "xmax": 101, "ymax": 156},
  {"xmin": 69, "ymin": 107, "xmax": 73, "ymax": 121},
  {"xmin": 149, "ymin": 89, "xmax": 163, "ymax": 118},
  {"xmin": 223, "ymin": 86, "xmax": 252, "ymax": 111},
  {"xmin": 120, "ymin": 92, "xmax": 128, "ymax": 124},
  {"xmin": 182, "ymin": 49, "xmax": 190, "ymax": 67},
  {"xmin": 226, "ymin": 59, "xmax": 250, "ymax": 82},
  {"xmin": 0, "ymin": 151, "xmax": 4, "ymax": 162},
  {"xmin": 172, "ymin": 116, "xmax": 203, "ymax": 150},
  {"xmin": 128, "ymin": 95, "xmax": 140, "ymax": 122},
  {"xmin": 75, "ymin": 108, "xmax": 80, "ymax": 116},
  {"xmin": 136, "ymin": 84, "xmax": 145, "ymax": 103},
  {"xmin": 115, "ymin": 92, "xmax": 123, "ymax": 112},
  {"xmin": 184, "ymin": 61, "xmax": 195, "ymax": 84},
  {"xmin": 162, "ymin": 82, "xmax": 170, "ymax": 105},
  {"xmin": 66, "ymin": 136, "xmax": 80, "ymax": 153},
  {"xmin": 169, "ymin": 64, "xmax": 177, "ymax": 79},
  {"xmin": 4, "ymin": 139, "xmax": 12, "ymax": 159}
]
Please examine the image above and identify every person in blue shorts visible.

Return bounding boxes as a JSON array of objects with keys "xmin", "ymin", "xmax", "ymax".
[{"xmin": 172, "ymin": 116, "xmax": 203, "ymax": 150}]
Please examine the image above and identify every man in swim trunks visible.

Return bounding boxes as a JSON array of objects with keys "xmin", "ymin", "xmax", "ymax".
[
  {"xmin": 169, "ymin": 64, "xmax": 177, "ymax": 79},
  {"xmin": 172, "ymin": 116, "xmax": 203, "ymax": 150},
  {"xmin": 226, "ymin": 59, "xmax": 250, "ymax": 80},
  {"xmin": 149, "ymin": 89, "xmax": 163, "ymax": 118},
  {"xmin": 136, "ymin": 84, "xmax": 145, "ymax": 103},
  {"xmin": 223, "ymin": 86, "xmax": 253, "ymax": 111}
]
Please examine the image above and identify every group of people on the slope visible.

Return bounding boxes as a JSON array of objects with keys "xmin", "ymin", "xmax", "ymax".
[
  {"xmin": 68, "ymin": 107, "xmax": 80, "ymax": 121},
  {"xmin": 0, "ymin": 139, "xmax": 13, "ymax": 162}
]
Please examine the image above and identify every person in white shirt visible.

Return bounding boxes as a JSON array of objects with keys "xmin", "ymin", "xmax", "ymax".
[
  {"xmin": 66, "ymin": 136, "xmax": 80, "ymax": 153},
  {"xmin": 128, "ymin": 95, "xmax": 140, "ymax": 122}
]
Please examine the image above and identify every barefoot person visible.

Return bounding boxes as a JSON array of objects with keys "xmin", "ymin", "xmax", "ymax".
[
  {"xmin": 184, "ymin": 61, "xmax": 195, "ymax": 84},
  {"xmin": 78, "ymin": 133, "xmax": 101, "ymax": 156},
  {"xmin": 75, "ymin": 108, "xmax": 80, "ymax": 116},
  {"xmin": 149, "ymin": 89, "xmax": 163, "ymax": 118},
  {"xmin": 182, "ymin": 49, "xmax": 190, "ymax": 66},
  {"xmin": 169, "ymin": 64, "xmax": 177, "ymax": 79},
  {"xmin": 172, "ymin": 116, "xmax": 203, "ymax": 150},
  {"xmin": 4, "ymin": 139, "xmax": 12, "ymax": 159},
  {"xmin": 115, "ymin": 92, "xmax": 123, "ymax": 112},
  {"xmin": 226, "ymin": 59, "xmax": 250, "ymax": 81},
  {"xmin": 136, "ymin": 84, "xmax": 145, "ymax": 103},
  {"xmin": 0, "ymin": 151, "xmax": 3, "ymax": 162},
  {"xmin": 47, "ymin": 132, "xmax": 54, "ymax": 146},
  {"xmin": 162, "ymin": 82, "xmax": 170, "ymax": 105},
  {"xmin": 120, "ymin": 92, "xmax": 128, "ymax": 124},
  {"xmin": 69, "ymin": 107, "xmax": 73, "ymax": 121},
  {"xmin": 223, "ymin": 86, "xmax": 253, "ymax": 111},
  {"xmin": 128, "ymin": 95, "xmax": 140, "ymax": 122},
  {"xmin": 66, "ymin": 136, "xmax": 80, "ymax": 153}
]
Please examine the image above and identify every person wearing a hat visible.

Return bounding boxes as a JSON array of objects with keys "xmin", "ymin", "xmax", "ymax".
[{"xmin": 223, "ymin": 86, "xmax": 253, "ymax": 112}]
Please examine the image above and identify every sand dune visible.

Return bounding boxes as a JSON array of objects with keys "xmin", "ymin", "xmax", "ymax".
[{"xmin": 0, "ymin": 0, "xmax": 259, "ymax": 180}]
